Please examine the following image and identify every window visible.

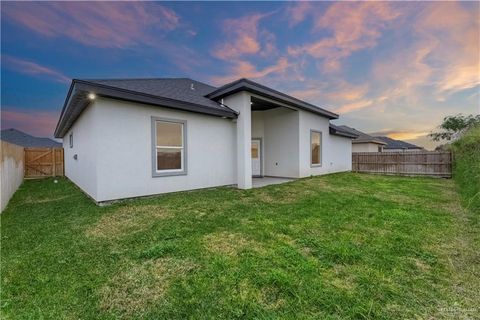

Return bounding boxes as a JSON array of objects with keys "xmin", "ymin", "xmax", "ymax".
[
  {"xmin": 69, "ymin": 133, "xmax": 73, "ymax": 148},
  {"xmin": 378, "ymin": 146, "xmax": 383, "ymax": 152},
  {"xmin": 152, "ymin": 118, "xmax": 186, "ymax": 176},
  {"xmin": 310, "ymin": 130, "xmax": 321, "ymax": 166}
]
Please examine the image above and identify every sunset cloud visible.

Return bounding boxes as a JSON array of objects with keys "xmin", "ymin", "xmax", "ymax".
[
  {"xmin": 213, "ymin": 12, "xmax": 274, "ymax": 60},
  {"xmin": 285, "ymin": 2, "xmax": 313, "ymax": 27},
  {"xmin": 288, "ymin": 2, "xmax": 402, "ymax": 72},
  {"xmin": 334, "ymin": 99, "xmax": 374, "ymax": 114},
  {"xmin": 211, "ymin": 57, "xmax": 290, "ymax": 85},
  {"xmin": 2, "ymin": 2, "xmax": 180, "ymax": 48},
  {"xmin": 2, "ymin": 55, "xmax": 70, "ymax": 83},
  {"xmin": 1, "ymin": 109, "xmax": 60, "ymax": 137}
]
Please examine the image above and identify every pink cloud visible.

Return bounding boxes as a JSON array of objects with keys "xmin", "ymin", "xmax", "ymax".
[
  {"xmin": 288, "ymin": 2, "xmax": 402, "ymax": 72},
  {"xmin": 1, "ymin": 109, "xmax": 60, "ymax": 138},
  {"xmin": 2, "ymin": 2, "xmax": 180, "ymax": 48},
  {"xmin": 211, "ymin": 57, "xmax": 290, "ymax": 85},
  {"xmin": 285, "ymin": 2, "xmax": 313, "ymax": 27},
  {"xmin": 289, "ymin": 81, "xmax": 369, "ymax": 106},
  {"xmin": 371, "ymin": 2, "xmax": 479, "ymax": 103},
  {"xmin": 2, "ymin": 55, "xmax": 70, "ymax": 83},
  {"xmin": 416, "ymin": 2, "xmax": 480, "ymax": 94},
  {"xmin": 213, "ymin": 12, "xmax": 275, "ymax": 60},
  {"xmin": 334, "ymin": 99, "xmax": 374, "ymax": 114}
]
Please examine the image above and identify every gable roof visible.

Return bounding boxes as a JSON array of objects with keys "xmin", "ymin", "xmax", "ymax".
[
  {"xmin": 1, "ymin": 128, "xmax": 61, "ymax": 148},
  {"xmin": 207, "ymin": 78, "xmax": 338, "ymax": 119},
  {"xmin": 338, "ymin": 126, "xmax": 386, "ymax": 145},
  {"xmin": 54, "ymin": 77, "xmax": 339, "ymax": 138},
  {"xmin": 85, "ymin": 78, "xmax": 228, "ymax": 113},
  {"xmin": 374, "ymin": 136, "xmax": 423, "ymax": 150},
  {"xmin": 54, "ymin": 78, "xmax": 238, "ymax": 138},
  {"xmin": 329, "ymin": 124, "xmax": 359, "ymax": 139}
]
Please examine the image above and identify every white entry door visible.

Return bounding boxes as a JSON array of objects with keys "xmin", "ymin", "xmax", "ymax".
[{"xmin": 251, "ymin": 139, "xmax": 261, "ymax": 176}]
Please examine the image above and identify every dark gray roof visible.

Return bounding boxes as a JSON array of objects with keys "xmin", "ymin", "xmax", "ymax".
[
  {"xmin": 85, "ymin": 78, "xmax": 229, "ymax": 113},
  {"xmin": 329, "ymin": 124, "xmax": 359, "ymax": 139},
  {"xmin": 54, "ymin": 78, "xmax": 239, "ymax": 138},
  {"xmin": 338, "ymin": 126, "xmax": 386, "ymax": 145},
  {"xmin": 207, "ymin": 78, "xmax": 338, "ymax": 119},
  {"xmin": 1, "ymin": 128, "xmax": 61, "ymax": 148},
  {"xmin": 54, "ymin": 77, "xmax": 339, "ymax": 138},
  {"xmin": 374, "ymin": 136, "xmax": 423, "ymax": 150}
]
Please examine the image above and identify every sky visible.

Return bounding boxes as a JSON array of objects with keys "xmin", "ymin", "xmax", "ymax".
[{"xmin": 1, "ymin": 1, "xmax": 479, "ymax": 150}]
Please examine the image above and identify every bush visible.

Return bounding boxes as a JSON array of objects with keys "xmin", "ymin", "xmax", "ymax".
[{"xmin": 450, "ymin": 126, "xmax": 480, "ymax": 212}]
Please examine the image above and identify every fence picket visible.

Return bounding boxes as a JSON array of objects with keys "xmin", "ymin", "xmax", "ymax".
[{"xmin": 351, "ymin": 151, "xmax": 451, "ymax": 178}]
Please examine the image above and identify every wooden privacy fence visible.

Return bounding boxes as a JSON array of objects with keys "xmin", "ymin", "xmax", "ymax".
[
  {"xmin": 24, "ymin": 148, "xmax": 64, "ymax": 178},
  {"xmin": 352, "ymin": 151, "xmax": 452, "ymax": 178}
]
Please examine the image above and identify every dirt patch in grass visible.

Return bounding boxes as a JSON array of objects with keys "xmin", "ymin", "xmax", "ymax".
[
  {"xmin": 86, "ymin": 205, "xmax": 171, "ymax": 239},
  {"xmin": 238, "ymin": 280, "xmax": 286, "ymax": 310},
  {"xmin": 24, "ymin": 195, "xmax": 74, "ymax": 204},
  {"xmin": 99, "ymin": 258, "xmax": 196, "ymax": 316},
  {"xmin": 203, "ymin": 231, "xmax": 264, "ymax": 257}
]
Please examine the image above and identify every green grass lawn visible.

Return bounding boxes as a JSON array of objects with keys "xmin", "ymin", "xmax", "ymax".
[{"xmin": 1, "ymin": 173, "xmax": 478, "ymax": 319}]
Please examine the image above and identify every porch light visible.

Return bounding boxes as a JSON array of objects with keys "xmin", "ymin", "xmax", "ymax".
[{"xmin": 88, "ymin": 93, "xmax": 96, "ymax": 100}]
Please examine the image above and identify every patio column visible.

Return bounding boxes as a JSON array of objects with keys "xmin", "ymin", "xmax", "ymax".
[{"xmin": 223, "ymin": 91, "xmax": 252, "ymax": 189}]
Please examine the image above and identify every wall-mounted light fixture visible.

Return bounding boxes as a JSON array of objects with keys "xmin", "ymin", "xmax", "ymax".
[{"xmin": 88, "ymin": 93, "xmax": 96, "ymax": 100}]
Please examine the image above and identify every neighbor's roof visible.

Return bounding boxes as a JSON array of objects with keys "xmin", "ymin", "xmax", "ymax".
[
  {"xmin": 329, "ymin": 124, "xmax": 359, "ymax": 139},
  {"xmin": 374, "ymin": 136, "xmax": 423, "ymax": 150},
  {"xmin": 54, "ymin": 77, "xmax": 339, "ymax": 138},
  {"xmin": 1, "ymin": 128, "xmax": 61, "ymax": 148},
  {"xmin": 337, "ymin": 126, "xmax": 386, "ymax": 145}
]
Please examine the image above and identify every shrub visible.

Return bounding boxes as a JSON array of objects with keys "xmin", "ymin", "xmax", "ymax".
[{"xmin": 450, "ymin": 126, "xmax": 480, "ymax": 212}]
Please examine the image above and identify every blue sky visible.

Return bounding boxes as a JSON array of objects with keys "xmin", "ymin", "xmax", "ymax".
[{"xmin": 1, "ymin": 1, "xmax": 479, "ymax": 149}]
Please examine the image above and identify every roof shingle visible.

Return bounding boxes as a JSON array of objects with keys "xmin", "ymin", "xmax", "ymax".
[{"xmin": 1, "ymin": 128, "xmax": 61, "ymax": 147}]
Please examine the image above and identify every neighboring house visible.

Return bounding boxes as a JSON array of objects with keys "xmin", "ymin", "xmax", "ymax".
[
  {"xmin": 336, "ymin": 125, "xmax": 386, "ymax": 152},
  {"xmin": 1, "ymin": 128, "xmax": 61, "ymax": 148},
  {"xmin": 374, "ymin": 136, "xmax": 424, "ymax": 152},
  {"xmin": 54, "ymin": 78, "xmax": 358, "ymax": 203}
]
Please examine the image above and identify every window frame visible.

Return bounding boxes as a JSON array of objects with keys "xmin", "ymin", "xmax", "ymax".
[
  {"xmin": 151, "ymin": 117, "xmax": 187, "ymax": 177},
  {"xmin": 310, "ymin": 129, "xmax": 322, "ymax": 167},
  {"xmin": 69, "ymin": 132, "xmax": 73, "ymax": 148}
]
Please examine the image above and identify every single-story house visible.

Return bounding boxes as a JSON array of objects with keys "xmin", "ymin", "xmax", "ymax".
[
  {"xmin": 54, "ymin": 78, "xmax": 357, "ymax": 203},
  {"xmin": 374, "ymin": 136, "xmax": 424, "ymax": 152},
  {"xmin": 1, "ymin": 128, "xmax": 61, "ymax": 148},
  {"xmin": 335, "ymin": 126, "xmax": 386, "ymax": 152}
]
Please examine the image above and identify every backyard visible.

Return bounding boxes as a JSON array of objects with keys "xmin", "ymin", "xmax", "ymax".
[{"xmin": 1, "ymin": 173, "xmax": 478, "ymax": 319}]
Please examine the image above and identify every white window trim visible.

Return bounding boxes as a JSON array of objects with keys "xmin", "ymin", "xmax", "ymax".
[
  {"xmin": 151, "ymin": 117, "xmax": 187, "ymax": 177},
  {"xmin": 310, "ymin": 129, "xmax": 322, "ymax": 167}
]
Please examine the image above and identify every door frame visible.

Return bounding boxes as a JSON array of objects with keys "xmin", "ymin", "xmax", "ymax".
[{"xmin": 252, "ymin": 137, "xmax": 263, "ymax": 177}]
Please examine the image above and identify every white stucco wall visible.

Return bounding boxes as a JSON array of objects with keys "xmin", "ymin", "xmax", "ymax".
[
  {"xmin": 352, "ymin": 143, "xmax": 382, "ymax": 152},
  {"xmin": 63, "ymin": 104, "xmax": 99, "ymax": 200},
  {"xmin": 63, "ymin": 92, "xmax": 353, "ymax": 202},
  {"xmin": 91, "ymin": 98, "xmax": 237, "ymax": 202},
  {"xmin": 222, "ymin": 92, "xmax": 252, "ymax": 189},
  {"xmin": 0, "ymin": 141, "xmax": 24, "ymax": 212},
  {"xmin": 263, "ymin": 108, "xmax": 299, "ymax": 178},
  {"xmin": 298, "ymin": 110, "xmax": 352, "ymax": 177}
]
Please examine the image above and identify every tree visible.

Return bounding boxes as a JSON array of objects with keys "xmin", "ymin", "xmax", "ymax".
[{"xmin": 430, "ymin": 114, "xmax": 480, "ymax": 142}]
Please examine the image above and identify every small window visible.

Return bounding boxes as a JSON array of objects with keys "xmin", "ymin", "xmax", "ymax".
[
  {"xmin": 378, "ymin": 146, "xmax": 383, "ymax": 152},
  {"xmin": 69, "ymin": 133, "xmax": 73, "ymax": 148},
  {"xmin": 152, "ymin": 118, "xmax": 186, "ymax": 176},
  {"xmin": 310, "ymin": 130, "xmax": 322, "ymax": 166}
]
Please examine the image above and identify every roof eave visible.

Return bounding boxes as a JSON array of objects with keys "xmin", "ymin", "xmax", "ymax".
[
  {"xmin": 207, "ymin": 79, "xmax": 339, "ymax": 120},
  {"xmin": 55, "ymin": 80, "xmax": 238, "ymax": 138}
]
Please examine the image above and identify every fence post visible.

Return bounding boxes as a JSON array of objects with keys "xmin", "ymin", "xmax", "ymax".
[{"xmin": 52, "ymin": 148, "xmax": 55, "ymax": 177}]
